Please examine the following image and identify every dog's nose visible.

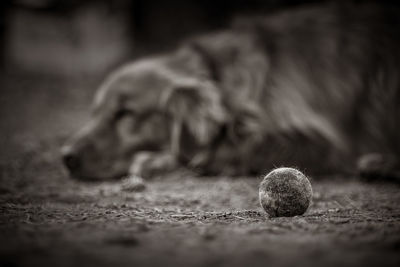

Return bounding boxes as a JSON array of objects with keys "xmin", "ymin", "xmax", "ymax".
[
  {"xmin": 63, "ymin": 153, "xmax": 81, "ymax": 171},
  {"xmin": 61, "ymin": 146, "xmax": 81, "ymax": 171}
]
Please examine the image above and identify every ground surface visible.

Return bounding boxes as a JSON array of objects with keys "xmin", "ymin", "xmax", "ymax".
[{"xmin": 0, "ymin": 73, "xmax": 400, "ymax": 267}]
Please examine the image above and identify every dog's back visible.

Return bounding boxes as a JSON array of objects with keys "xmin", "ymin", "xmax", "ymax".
[{"xmin": 184, "ymin": 3, "xmax": 400, "ymax": 174}]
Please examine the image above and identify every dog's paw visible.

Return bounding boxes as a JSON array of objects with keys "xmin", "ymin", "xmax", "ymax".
[
  {"xmin": 129, "ymin": 152, "xmax": 178, "ymax": 178},
  {"xmin": 121, "ymin": 174, "xmax": 147, "ymax": 192},
  {"xmin": 357, "ymin": 153, "xmax": 400, "ymax": 183}
]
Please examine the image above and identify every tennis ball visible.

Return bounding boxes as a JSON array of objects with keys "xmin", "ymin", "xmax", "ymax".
[{"xmin": 259, "ymin": 167, "xmax": 313, "ymax": 217}]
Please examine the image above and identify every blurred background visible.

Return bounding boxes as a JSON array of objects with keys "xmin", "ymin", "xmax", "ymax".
[{"xmin": 0, "ymin": 0, "xmax": 397, "ymax": 160}]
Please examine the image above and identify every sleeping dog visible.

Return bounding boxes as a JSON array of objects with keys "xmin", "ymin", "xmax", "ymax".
[{"xmin": 62, "ymin": 3, "xmax": 400, "ymax": 181}]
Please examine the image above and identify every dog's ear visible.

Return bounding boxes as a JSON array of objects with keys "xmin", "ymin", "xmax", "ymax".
[
  {"xmin": 160, "ymin": 82, "xmax": 228, "ymax": 155},
  {"xmin": 225, "ymin": 99, "xmax": 265, "ymax": 149}
]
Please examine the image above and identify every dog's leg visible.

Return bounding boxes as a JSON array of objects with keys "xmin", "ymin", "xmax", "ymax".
[
  {"xmin": 357, "ymin": 153, "xmax": 400, "ymax": 183},
  {"xmin": 128, "ymin": 152, "xmax": 180, "ymax": 178}
]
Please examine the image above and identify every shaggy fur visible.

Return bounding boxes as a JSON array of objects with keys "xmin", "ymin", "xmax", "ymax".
[{"xmin": 62, "ymin": 3, "xmax": 400, "ymax": 180}]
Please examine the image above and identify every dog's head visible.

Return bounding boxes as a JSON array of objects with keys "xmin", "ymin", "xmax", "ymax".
[{"xmin": 61, "ymin": 49, "xmax": 228, "ymax": 180}]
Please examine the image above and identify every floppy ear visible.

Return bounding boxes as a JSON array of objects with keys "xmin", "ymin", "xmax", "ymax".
[{"xmin": 161, "ymin": 82, "xmax": 228, "ymax": 155}]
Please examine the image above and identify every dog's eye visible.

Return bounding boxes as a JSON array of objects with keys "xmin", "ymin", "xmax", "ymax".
[{"xmin": 115, "ymin": 109, "xmax": 135, "ymax": 120}]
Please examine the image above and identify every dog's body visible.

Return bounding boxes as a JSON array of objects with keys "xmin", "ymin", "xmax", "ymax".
[{"xmin": 62, "ymin": 3, "xmax": 400, "ymax": 180}]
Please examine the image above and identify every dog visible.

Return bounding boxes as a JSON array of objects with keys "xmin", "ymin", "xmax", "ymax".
[{"xmin": 62, "ymin": 3, "xmax": 400, "ymax": 181}]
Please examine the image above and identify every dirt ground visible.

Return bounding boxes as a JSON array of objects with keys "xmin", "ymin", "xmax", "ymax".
[{"xmin": 0, "ymin": 73, "xmax": 400, "ymax": 267}]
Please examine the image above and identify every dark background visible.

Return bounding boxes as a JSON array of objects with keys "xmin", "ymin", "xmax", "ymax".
[{"xmin": 1, "ymin": 0, "xmax": 398, "ymax": 74}]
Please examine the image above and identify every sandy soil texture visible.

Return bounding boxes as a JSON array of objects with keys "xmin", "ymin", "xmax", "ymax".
[{"xmin": 0, "ymin": 73, "xmax": 399, "ymax": 267}]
